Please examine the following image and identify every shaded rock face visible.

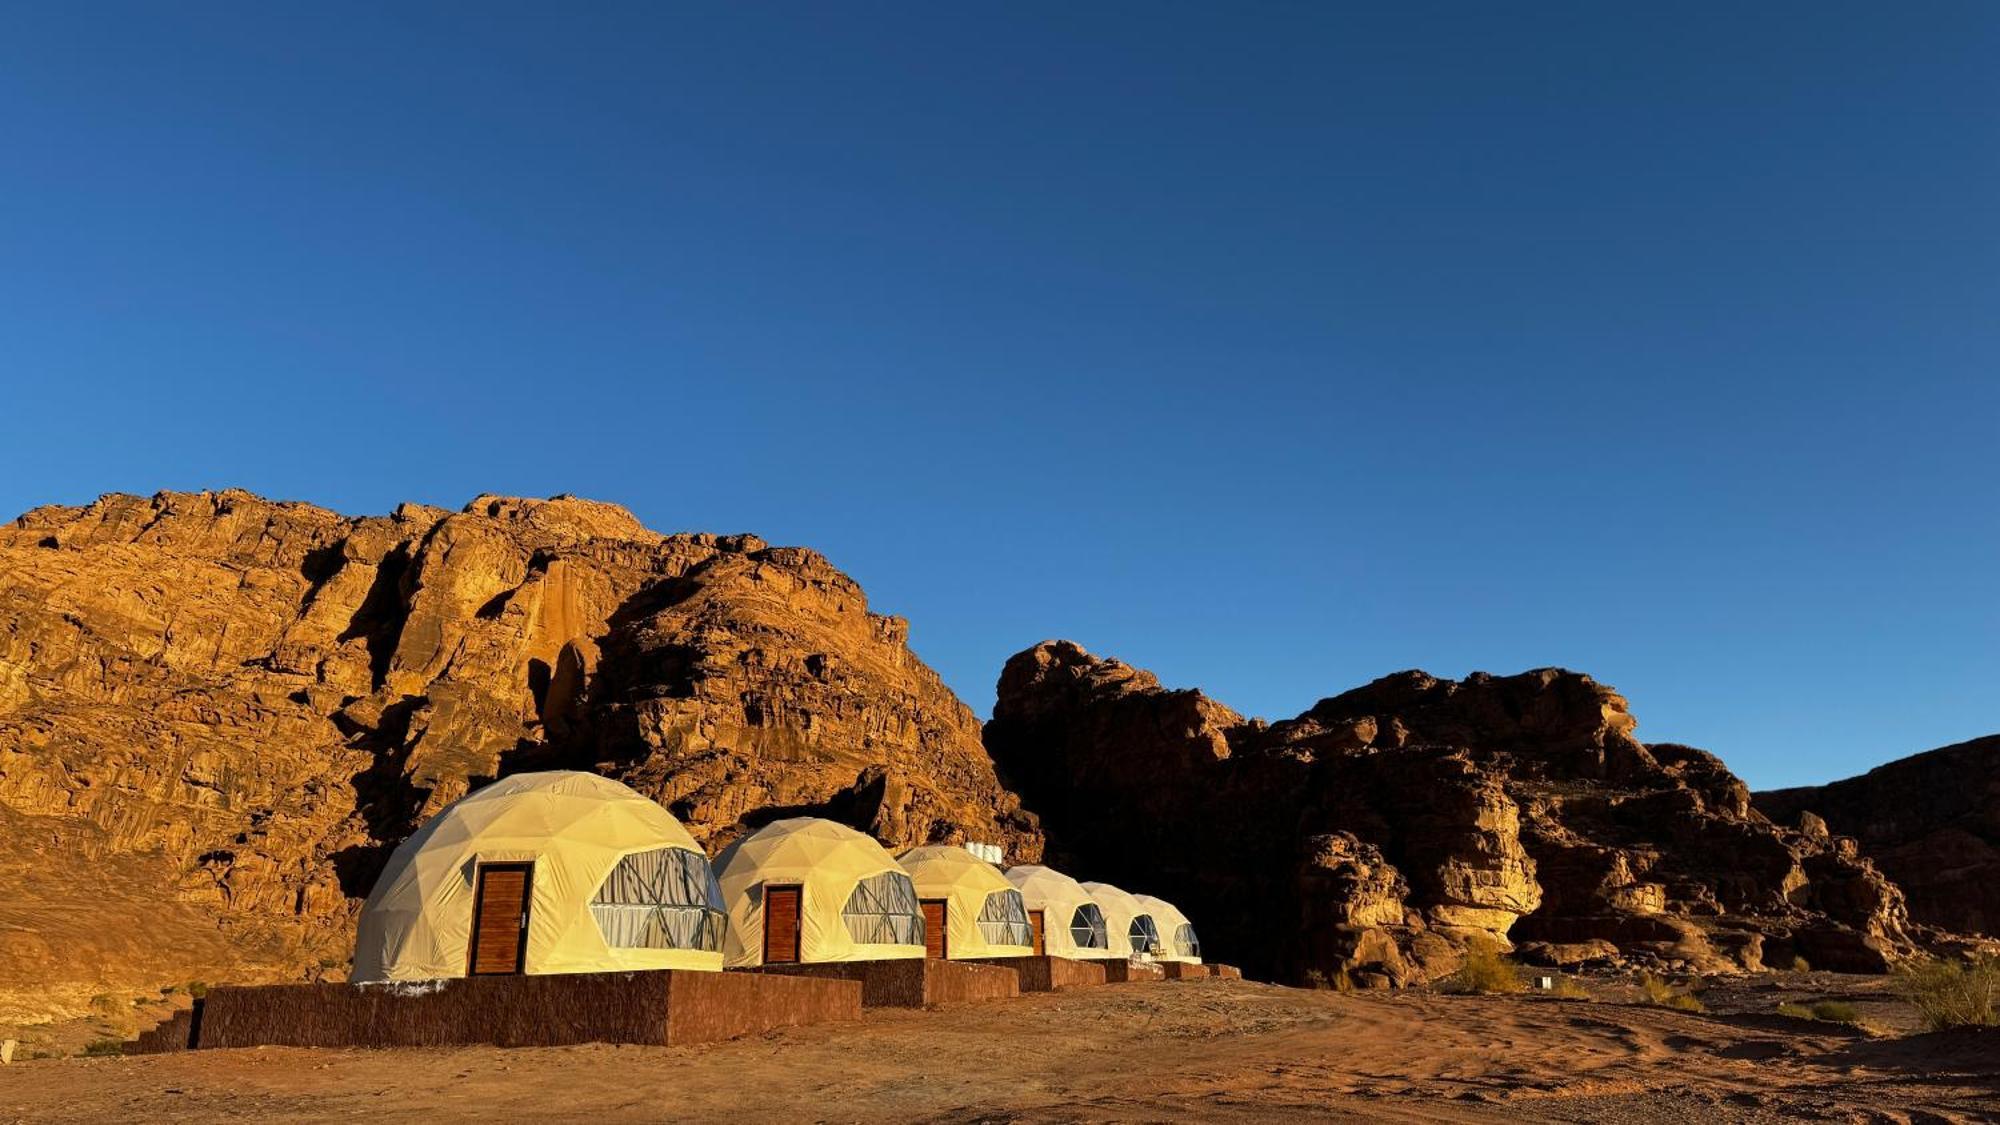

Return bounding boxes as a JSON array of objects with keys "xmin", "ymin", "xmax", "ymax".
[
  {"xmin": 1757, "ymin": 735, "xmax": 2000, "ymax": 937},
  {"xmin": 0, "ymin": 490, "xmax": 1036, "ymax": 1019},
  {"xmin": 987, "ymin": 641, "xmax": 1925, "ymax": 985}
]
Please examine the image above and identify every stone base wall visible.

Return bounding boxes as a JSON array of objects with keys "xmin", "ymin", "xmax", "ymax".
[
  {"xmin": 1100, "ymin": 959, "xmax": 1167, "ymax": 983},
  {"xmin": 126, "ymin": 970, "xmax": 860, "ymax": 1052},
  {"xmin": 747, "ymin": 958, "xmax": 1020, "ymax": 1007},
  {"xmin": 971, "ymin": 955, "xmax": 1107, "ymax": 992}
]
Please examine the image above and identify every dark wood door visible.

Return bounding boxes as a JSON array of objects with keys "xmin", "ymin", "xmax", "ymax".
[
  {"xmin": 1028, "ymin": 909, "xmax": 1045, "ymax": 956},
  {"xmin": 763, "ymin": 885, "xmax": 803, "ymax": 964},
  {"xmin": 921, "ymin": 900, "xmax": 948, "ymax": 959},
  {"xmin": 468, "ymin": 862, "xmax": 533, "ymax": 975}
]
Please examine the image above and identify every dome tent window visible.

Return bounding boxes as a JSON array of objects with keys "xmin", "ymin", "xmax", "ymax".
[
  {"xmin": 1069, "ymin": 903, "xmax": 1108, "ymax": 949},
  {"xmin": 841, "ymin": 870, "xmax": 923, "ymax": 945},
  {"xmin": 975, "ymin": 888, "xmax": 1033, "ymax": 947},
  {"xmin": 1174, "ymin": 922, "xmax": 1200, "ymax": 960},
  {"xmin": 588, "ymin": 846, "xmax": 727, "ymax": 952},
  {"xmin": 1128, "ymin": 912, "xmax": 1162, "ymax": 955}
]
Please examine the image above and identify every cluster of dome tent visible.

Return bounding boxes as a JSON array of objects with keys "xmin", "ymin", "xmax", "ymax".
[{"xmin": 352, "ymin": 771, "xmax": 1201, "ymax": 982}]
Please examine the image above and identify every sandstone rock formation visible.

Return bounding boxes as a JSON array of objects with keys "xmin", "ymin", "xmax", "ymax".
[
  {"xmin": 987, "ymin": 641, "xmax": 1928, "ymax": 986},
  {"xmin": 0, "ymin": 490, "xmax": 1036, "ymax": 1025},
  {"xmin": 1757, "ymin": 735, "xmax": 2000, "ymax": 937}
]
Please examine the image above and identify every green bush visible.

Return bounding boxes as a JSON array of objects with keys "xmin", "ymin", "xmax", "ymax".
[
  {"xmin": 1776, "ymin": 1001, "xmax": 1814, "ymax": 1019},
  {"xmin": 1790, "ymin": 956, "xmax": 1811, "ymax": 973},
  {"xmin": 1894, "ymin": 954, "xmax": 2000, "ymax": 1031},
  {"xmin": 79, "ymin": 1038, "xmax": 125, "ymax": 1058},
  {"xmin": 186, "ymin": 981, "xmax": 209, "ymax": 999},
  {"xmin": 1448, "ymin": 945, "xmax": 1524, "ymax": 994}
]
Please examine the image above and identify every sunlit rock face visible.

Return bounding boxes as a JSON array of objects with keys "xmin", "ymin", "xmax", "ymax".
[{"xmin": 0, "ymin": 489, "xmax": 1038, "ymax": 1023}]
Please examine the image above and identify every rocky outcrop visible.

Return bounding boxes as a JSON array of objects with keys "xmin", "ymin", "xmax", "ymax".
[
  {"xmin": 0, "ymin": 490, "xmax": 1036, "ymax": 1023},
  {"xmin": 1757, "ymin": 735, "xmax": 2000, "ymax": 937},
  {"xmin": 988, "ymin": 641, "xmax": 1928, "ymax": 985}
]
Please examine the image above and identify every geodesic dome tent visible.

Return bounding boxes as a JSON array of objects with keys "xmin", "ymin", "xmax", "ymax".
[
  {"xmin": 1004, "ymin": 864, "xmax": 1114, "ymax": 958},
  {"xmin": 1133, "ymin": 894, "xmax": 1201, "ymax": 963},
  {"xmin": 351, "ymin": 771, "xmax": 726, "ymax": 982},
  {"xmin": 896, "ymin": 845, "xmax": 1034, "ymax": 960},
  {"xmin": 714, "ymin": 817, "xmax": 925, "ymax": 968},
  {"xmin": 1080, "ymin": 881, "xmax": 1162, "ymax": 958}
]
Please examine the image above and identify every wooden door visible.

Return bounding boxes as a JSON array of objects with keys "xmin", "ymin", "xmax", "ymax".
[
  {"xmin": 921, "ymin": 900, "xmax": 948, "ymax": 959},
  {"xmin": 763, "ymin": 885, "xmax": 803, "ymax": 964},
  {"xmin": 468, "ymin": 862, "xmax": 533, "ymax": 975},
  {"xmin": 1028, "ymin": 909, "xmax": 1045, "ymax": 956}
]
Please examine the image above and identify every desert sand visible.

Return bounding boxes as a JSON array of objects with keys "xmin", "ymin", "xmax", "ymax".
[{"xmin": 3, "ymin": 975, "xmax": 1994, "ymax": 1124}]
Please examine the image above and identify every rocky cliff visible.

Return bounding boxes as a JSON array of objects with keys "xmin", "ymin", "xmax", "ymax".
[
  {"xmin": 987, "ymin": 641, "xmax": 1931, "ymax": 986},
  {"xmin": 0, "ymin": 490, "xmax": 1037, "ymax": 1025},
  {"xmin": 1757, "ymin": 735, "xmax": 2000, "ymax": 937}
]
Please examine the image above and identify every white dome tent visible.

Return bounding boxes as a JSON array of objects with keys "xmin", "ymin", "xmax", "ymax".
[
  {"xmin": 352, "ymin": 771, "xmax": 726, "ymax": 982},
  {"xmin": 1133, "ymin": 894, "xmax": 1201, "ymax": 964},
  {"xmin": 1080, "ymin": 882, "xmax": 1162, "ymax": 959},
  {"xmin": 1004, "ymin": 865, "xmax": 1114, "ymax": 958},
  {"xmin": 896, "ymin": 845, "xmax": 1034, "ymax": 960},
  {"xmin": 714, "ymin": 817, "xmax": 926, "ymax": 968}
]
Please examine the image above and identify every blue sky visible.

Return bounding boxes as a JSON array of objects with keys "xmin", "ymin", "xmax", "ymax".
[{"xmin": 2, "ymin": 4, "xmax": 1994, "ymax": 789}]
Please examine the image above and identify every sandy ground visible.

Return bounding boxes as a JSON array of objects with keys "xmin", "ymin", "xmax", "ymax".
[{"xmin": 1, "ymin": 976, "xmax": 1995, "ymax": 1124}]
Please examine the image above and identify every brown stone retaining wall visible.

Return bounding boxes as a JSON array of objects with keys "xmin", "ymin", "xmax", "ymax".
[
  {"xmin": 748, "ymin": 958, "xmax": 1020, "ymax": 1007},
  {"xmin": 1210, "ymin": 963, "xmax": 1243, "ymax": 980},
  {"xmin": 129, "ymin": 970, "xmax": 860, "ymax": 1052},
  {"xmin": 1159, "ymin": 961, "xmax": 1209, "ymax": 980},
  {"xmin": 1099, "ymin": 959, "xmax": 1167, "ymax": 983},
  {"xmin": 971, "ymin": 955, "xmax": 1107, "ymax": 992}
]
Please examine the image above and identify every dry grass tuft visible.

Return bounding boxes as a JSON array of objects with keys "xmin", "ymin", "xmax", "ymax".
[
  {"xmin": 1776, "ymin": 999, "xmax": 1861, "ymax": 1024},
  {"xmin": 1303, "ymin": 967, "xmax": 1355, "ymax": 992},
  {"xmin": 1447, "ymin": 944, "xmax": 1524, "ymax": 994},
  {"xmin": 1548, "ymin": 976, "xmax": 1589, "ymax": 999},
  {"xmin": 1790, "ymin": 955, "xmax": 1812, "ymax": 973},
  {"xmin": 1894, "ymin": 954, "xmax": 2000, "ymax": 1031},
  {"xmin": 1637, "ymin": 972, "xmax": 1705, "ymax": 1013}
]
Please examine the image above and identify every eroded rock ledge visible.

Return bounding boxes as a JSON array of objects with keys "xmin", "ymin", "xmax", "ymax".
[{"xmin": 986, "ymin": 640, "xmax": 1935, "ymax": 986}]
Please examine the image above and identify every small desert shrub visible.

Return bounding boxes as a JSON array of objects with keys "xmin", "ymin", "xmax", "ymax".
[
  {"xmin": 186, "ymin": 981, "xmax": 209, "ymax": 999},
  {"xmin": 1776, "ymin": 999, "xmax": 1860, "ymax": 1024},
  {"xmin": 1894, "ymin": 954, "xmax": 2000, "ymax": 1031},
  {"xmin": 1637, "ymin": 972, "xmax": 1705, "ymax": 1013},
  {"xmin": 1790, "ymin": 955, "xmax": 1812, "ymax": 973},
  {"xmin": 1302, "ymin": 967, "xmax": 1355, "ymax": 992},
  {"xmin": 78, "ymin": 1038, "xmax": 125, "ymax": 1058},
  {"xmin": 1448, "ymin": 945, "xmax": 1524, "ymax": 994}
]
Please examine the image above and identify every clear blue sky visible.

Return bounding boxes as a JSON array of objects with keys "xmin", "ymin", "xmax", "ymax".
[{"xmin": 3, "ymin": 4, "xmax": 1994, "ymax": 789}]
